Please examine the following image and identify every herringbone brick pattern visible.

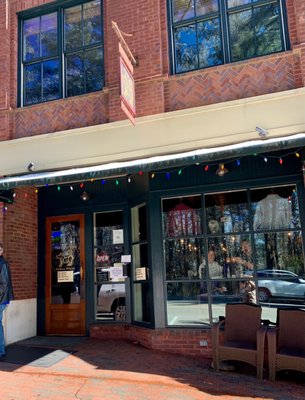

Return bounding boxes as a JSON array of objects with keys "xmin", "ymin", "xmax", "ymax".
[
  {"xmin": 165, "ymin": 53, "xmax": 298, "ymax": 111},
  {"xmin": 15, "ymin": 92, "xmax": 109, "ymax": 138}
]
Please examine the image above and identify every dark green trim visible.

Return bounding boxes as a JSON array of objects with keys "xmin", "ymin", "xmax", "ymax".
[
  {"xmin": 17, "ymin": 0, "xmax": 93, "ymax": 18},
  {"xmin": 149, "ymin": 194, "xmax": 166, "ymax": 328},
  {"xmin": 18, "ymin": 0, "xmax": 104, "ymax": 107}
]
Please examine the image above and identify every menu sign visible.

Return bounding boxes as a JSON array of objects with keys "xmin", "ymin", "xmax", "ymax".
[
  {"xmin": 96, "ymin": 267, "xmax": 109, "ymax": 283},
  {"xmin": 58, "ymin": 270, "xmax": 74, "ymax": 283},
  {"xmin": 135, "ymin": 267, "xmax": 146, "ymax": 281},
  {"xmin": 110, "ymin": 263, "xmax": 124, "ymax": 281}
]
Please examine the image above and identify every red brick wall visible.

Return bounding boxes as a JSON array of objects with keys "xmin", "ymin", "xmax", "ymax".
[
  {"xmin": 0, "ymin": 0, "xmax": 303, "ymax": 138},
  {"xmin": 90, "ymin": 324, "xmax": 212, "ymax": 358},
  {"xmin": 290, "ymin": 0, "xmax": 305, "ymax": 45},
  {"xmin": 2, "ymin": 188, "xmax": 37, "ymax": 300}
]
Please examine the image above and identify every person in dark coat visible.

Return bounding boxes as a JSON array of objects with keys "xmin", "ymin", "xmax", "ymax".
[{"xmin": 0, "ymin": 243, "xmax": 14, "ymax": 360}]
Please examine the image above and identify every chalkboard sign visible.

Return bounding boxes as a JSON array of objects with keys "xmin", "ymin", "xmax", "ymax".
[{"xmin": 96, "ymin": 267, "xmax": 109, "ymax": 283}]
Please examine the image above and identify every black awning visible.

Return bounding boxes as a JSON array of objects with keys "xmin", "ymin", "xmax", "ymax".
[{"xmin": 0, "ymin": 133, "xmax": 304, "ymax": 189}]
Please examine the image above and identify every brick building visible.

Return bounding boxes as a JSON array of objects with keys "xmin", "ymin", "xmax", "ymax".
[{"xmin": 0, "ymin": 0, "xmax": 304, "ymax": 358}]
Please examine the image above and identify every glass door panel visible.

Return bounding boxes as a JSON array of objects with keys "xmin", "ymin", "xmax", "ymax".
[
  {"xmin": 94, "ymin": 210, "xmax": 128, "ymax": 321},
  {"xmin": 46, "ymin": 214, "xmax": 85, "ymax": 335},
  {"xmin": 50, "ymin": 220, "xmax": 81, "ymax": 304}
]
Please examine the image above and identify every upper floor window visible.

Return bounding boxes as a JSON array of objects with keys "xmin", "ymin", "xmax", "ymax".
[
  {"xmin": 169, "ymin": 0, "xmax": 288, "ymax": 74},
  {"xmin": 20, "ymin": 0, "xmax": 103, "ymax": 106}
]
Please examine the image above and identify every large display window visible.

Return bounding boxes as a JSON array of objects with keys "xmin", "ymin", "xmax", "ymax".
[{"xmin": 162, "ymin": 185, "xmax": 304, "ymax": 326}]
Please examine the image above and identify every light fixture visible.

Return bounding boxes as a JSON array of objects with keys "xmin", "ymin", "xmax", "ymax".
[
  {"xmin": 80, "ymin": 191, "xmax": 90, "ymax": 201},
  {"xmin": 255, "ymin": 126, "xmax": 269, "ymax": 138},
  {"xmin": 215, "ymin": 163, "xmax": 228, "ymax": 177},
  {"xmin": 27, "ymin": 162, "xmax": 35, "ymax": 172}
]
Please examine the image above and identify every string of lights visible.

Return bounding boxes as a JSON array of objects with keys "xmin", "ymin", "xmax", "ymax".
[{"xmin": 2, "ymin": 146, "xmax": 303, "ymax": 213}]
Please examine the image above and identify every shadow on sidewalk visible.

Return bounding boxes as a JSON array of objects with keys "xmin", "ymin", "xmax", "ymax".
[
  {"xmin": 4, "ymin": 344, "xmax": 75, "ymax": 367},
  {"xmin": 0, "ymin": 336, "xmax": 304, "ymax": 399}
]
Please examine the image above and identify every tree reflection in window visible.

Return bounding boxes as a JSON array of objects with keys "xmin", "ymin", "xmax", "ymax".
[
  {"xmin": 170, "ymin": 0, "xmax": 287, "ymax": 73},
  {"xmin": 165, "ymin": 238, "xmax": 204, "ymax": 280},
  {"xmin": 229, "ymin": 3, "xmax": 282, "ymax": 62},
  {"xmin": 21, "ymin": 0, "xmax": 103, "ymax": 105}
]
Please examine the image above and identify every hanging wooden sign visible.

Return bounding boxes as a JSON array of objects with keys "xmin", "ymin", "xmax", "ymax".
[{"xmin": 119, "ymin": 42, "xmax": 136, "ymax": 125}]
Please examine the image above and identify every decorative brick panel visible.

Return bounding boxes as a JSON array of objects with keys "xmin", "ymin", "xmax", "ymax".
[
  {"xmin": 0, "ymin": 114, "xmax": 9, "ymax": 140},
  {"xmin": 14, "ymin": 93, "xmax": 109, "ymax": 138},
  {"xmin": 165, "ymin": 53, "xmax": 298, "ymax": 112},
  {"xmin": 135, "ymin": 80, "xmax": 165, "ymax": 117}
]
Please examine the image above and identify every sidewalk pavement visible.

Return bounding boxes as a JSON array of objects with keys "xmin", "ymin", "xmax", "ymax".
[{"xmin": 0, "ymin": 337, "xmax": 304, "ymax": 400}]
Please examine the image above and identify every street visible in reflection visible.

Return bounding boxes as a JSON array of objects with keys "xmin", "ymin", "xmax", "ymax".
[{"xmin": 166, "ymin": 300, "xmax": 302, "ymax": 326}]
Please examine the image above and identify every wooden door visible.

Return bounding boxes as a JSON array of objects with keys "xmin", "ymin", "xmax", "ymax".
[{"xmin": 46, "ymin": 214, "xmax": 85, "ymax": 335}]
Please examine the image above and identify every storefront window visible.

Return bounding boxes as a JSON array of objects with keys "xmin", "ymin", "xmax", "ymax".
[
  {"xmin": 206, "ymin": 190, "xmax": 249, "ymax": 233},
  {"xmin": 162, "ymin": 196, "xmax": 202, "ymax": 237},
  {"xmin": 251, "ymin": 186, "xmax": 300, "ymax": 231},
  {"xmin": 250, "ymin": 186, "xmax": 304, "ymax": 322},
  {"xmin": 164, "ymin": 238, "xmax": 204, "ymax": 280},
  {"xmin": 209, "ymin": 279, "xmax": 257, "ymax": 323},
  {"xmin": 163, "ymin": 195, "xmax": 205, "ymax": 326},
  {"xmin": 167, "ymin": 282, "xmax": 209, "ymax": 326},
  {"xmin": 206, "ymin": 235, "xmax": 253, "ymax": 277},
  {"xmin": 254, "ymin": 231, "xmax": 303, "ymax": 273},
  {"xmin": 94, "ymin": 211, "xmax": 127, "ymax": 321},
  {"xmin": 162, "ymin": 185, "xmax": 304, "ymax": 326}
]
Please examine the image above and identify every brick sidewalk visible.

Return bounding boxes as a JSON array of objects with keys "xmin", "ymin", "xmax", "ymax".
[{"xmin": 0, "ymin": 338, "xmax": 304, "ymax": 399}]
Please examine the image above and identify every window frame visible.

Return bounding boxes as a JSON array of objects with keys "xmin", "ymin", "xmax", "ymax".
[
  {"xmin": 18, "ymin": 0, "xmax": 104, "ymax": 107},
  {"xmin": 131, "ymin": 203, "xmax": 154, "ymax": 326},
  {"xmin": 168, "ymin": 0, "xmax": 290, "ymax": 75},
  {"xmin": 93, "ymin": 209, "xmax": 129, "ymax": 322},
  {"xmin": 161, "ymin": 183, "xmax": 305, "ymax": 327}
]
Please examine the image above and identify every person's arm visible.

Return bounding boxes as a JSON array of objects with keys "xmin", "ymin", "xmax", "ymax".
[
  {"xmin": 0, "ymin": 262, "xmax": 8, "ymax": 297},
  {"xmin": 234, "ymin": 257, "xmax": 253, "ymax": 270},
  {"xmin": 243, "ymin": 259, "xmax": 253, "ymax": 270},
  {"xmin": 198, "ymin": 263, "xmax": 205, "ymax": 279}
]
